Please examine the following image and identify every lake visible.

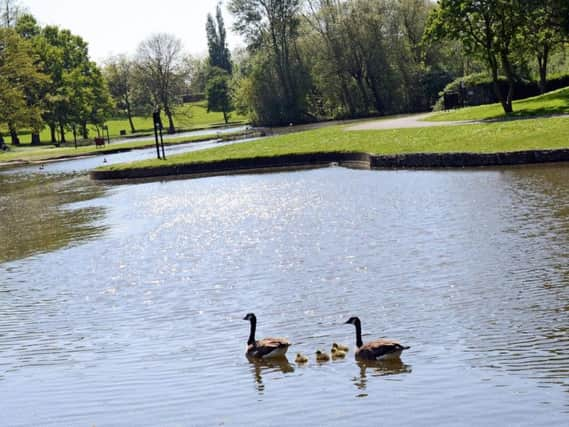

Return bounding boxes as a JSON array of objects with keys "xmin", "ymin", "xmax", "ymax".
[{"xmin": 1, "ymin": 159, "xmax": 568, "ymax": 426}]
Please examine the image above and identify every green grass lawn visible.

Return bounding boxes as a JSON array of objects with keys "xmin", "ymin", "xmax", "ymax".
[
  {"xmin": 0, "ymin": 101, "xmax": 248, "ymax": 145},
  {"xmin": 427, "ymin": 87, "xmax": 569, "ymax": 122},
  {"xmin": 101, "ymin": 115, "xmax": 569, "ymax": 171}
]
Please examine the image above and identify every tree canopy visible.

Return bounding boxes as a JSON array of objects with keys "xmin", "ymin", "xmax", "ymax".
[{"xmin": 206, "ymin": 4, "xmax": 232, "ymax": 74}]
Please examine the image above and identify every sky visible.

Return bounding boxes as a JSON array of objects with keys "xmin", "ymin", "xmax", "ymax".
[{"xmin": 23, "ymin": 0, "xmax": 242, "ymax": 63}]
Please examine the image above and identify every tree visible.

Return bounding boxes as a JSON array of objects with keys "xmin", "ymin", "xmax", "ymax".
[
  {"xmin": 0, "ymin": 27, "xmax": 46, "ymax": 145},
  {"xmin": 427, "ymin": 0, "xmax": 525, "ymax": 114},
  {"xmin": 206, "ymin": 3, "xmax": 232, "ymax": 73},
  {"xmin": 135, "ymin": 33, "xmax": 187, "ymax": 134},
  {"xmin": 67, "ymin": 61, "xmax": 113, "ymax": 140},
  {"xmin": 521, "ymin": 0, "xmax": 565, "ymax": 93},
  {"xmin": 0, "ymin": 0, "xmax": 24, "ymax": 28},
  {"xmin": 229, "ymin": 0, "xmax": 310, "ymax": 125},
  {"xmin": 103, "ymin": 55, "xmax": 137, "ymax": 133},
  {"xmin": 206, "ymin": 67, "xmax": 233, "ymax": 124}
]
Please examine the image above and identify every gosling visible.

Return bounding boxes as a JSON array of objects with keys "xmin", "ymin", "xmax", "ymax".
[
  {"xmin": 295, "ymin": 353, "xmax": 309, "ymax": 364},
  {"xmin": 331, "ymin": 347, "xmax": 347, "ymax": 359},
  {"xmin": 332, "ymin": 342, "xmax": 349, "ymax": 353},
  {"xmin": 315, "ymin": 350, "xmax": 330, "ymax": 362}
]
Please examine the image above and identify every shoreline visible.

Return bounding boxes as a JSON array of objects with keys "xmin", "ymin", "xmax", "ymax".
[
  {"xmin": 89, "ymin": 149, "xmax": 569, "ymax": 182},
  {"xmin": 0, "ymin": 129, "xmax": 262, "ymax": 170}
]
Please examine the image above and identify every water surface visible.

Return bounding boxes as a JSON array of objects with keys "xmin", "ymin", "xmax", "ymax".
[{"xmin": 1, "ymin": 162, "xmax": 568, "ymax": 426}]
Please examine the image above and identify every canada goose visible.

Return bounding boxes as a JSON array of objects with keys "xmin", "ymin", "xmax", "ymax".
[
  {"xmin": 295, "ymin": 353, "xmax": 309, "ymax": 364},
  {"xmin": 332, "ymin": 342, "xmax": 349, "ymax": 352},
  {"xmin": 243, "ymin": 313, "xmax": 291, "ymax": 359},
  {"xmin": 315, "ymin": 350, "xmax": 330, "ymax": 362},
  {"xmin": 331, "ymin": 347, "xmax": 347, "ymax": 359},
  {"xmin": 345, "ymin": 317, "xmax": 410, "ymax": 361}
]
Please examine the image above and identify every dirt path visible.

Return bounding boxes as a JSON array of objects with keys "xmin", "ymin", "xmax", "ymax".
[{"xmin": 346, "ymin": 113, "xmax": 475, "ymax": 131}]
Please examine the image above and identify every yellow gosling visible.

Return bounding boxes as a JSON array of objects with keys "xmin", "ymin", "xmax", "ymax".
[
  {"xmin": 331, "ymin": 349, "xmax": 347, "ymax": 359},
  {"xmin": 332, "ymin": 342, "xmax": 349, "ymax": 352},
  {"xmin": 295, "ymin": 353, "xmax": 309, "ymax": 364},
  {"xmin": 315, "ymin": 350, "xmax": 330, "ymax": 362}
]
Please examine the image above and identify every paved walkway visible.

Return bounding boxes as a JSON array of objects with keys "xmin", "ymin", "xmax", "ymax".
[{"xmin": 347, "ymin": 113, "xmax": 475, "ymax": 131}]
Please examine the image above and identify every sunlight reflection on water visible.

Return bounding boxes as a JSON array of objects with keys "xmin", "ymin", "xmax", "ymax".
[{"xmin": 0, "ymin": 163, "xmax": 568, "ymax": 425}]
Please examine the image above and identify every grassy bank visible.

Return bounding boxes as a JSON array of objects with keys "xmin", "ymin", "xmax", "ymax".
[
  {"xmin": 0, "ymin": 101, "xmax": 248, "ymax": 145},
  {"xmin": 99, "ymin": 115, "xmax": 569, "ymax": 172},
  {"xmin": 0, "ymin": 130, "xmax": 253, "ymax": 164},
  {"xmin": 427, "ymin": 87, "xmax": 569, "ymax": 121}
]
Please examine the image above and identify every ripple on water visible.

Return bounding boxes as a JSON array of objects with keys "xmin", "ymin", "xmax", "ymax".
[{"xmin": 0, "ymin": 165, "xmax": 568, "ymax": 425}]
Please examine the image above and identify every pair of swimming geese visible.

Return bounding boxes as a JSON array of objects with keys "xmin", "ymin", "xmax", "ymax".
[{"xmin": 243, "ymin": 313, "xmax": 410, "ymax": 362}]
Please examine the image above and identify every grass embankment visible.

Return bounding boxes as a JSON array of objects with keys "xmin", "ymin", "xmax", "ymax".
[
  {"xmin": 0, "ymin": 130, "xmax": 250, "ymax": 164},
  {"xmin": 427, "ymin": 86, "xmax": 569, "ymax": 121},
  {"xmin": 0, "ymin": 101, "xmax": 248, "ymax": 144},
  {"xmin": 100, "ymin": 115, "xmax": 569, "ymax": 172}
]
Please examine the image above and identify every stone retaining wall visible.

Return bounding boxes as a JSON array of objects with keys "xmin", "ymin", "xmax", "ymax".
[{"xmin": 90, "ymin": 149, "xmax": 569, "ymax": 182}]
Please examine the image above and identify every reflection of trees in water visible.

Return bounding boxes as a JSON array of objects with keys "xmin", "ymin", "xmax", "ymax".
[
  {"xmin": 0, "ymin": 173, "xmax": 107, "ymax": 263},
  {"xmin": 353, "ymin": 360, "xmax": 412, "ymax": 393},
  {"xmin": 247, "ymin": 356, "xmax": 295, "ymax": 394}
]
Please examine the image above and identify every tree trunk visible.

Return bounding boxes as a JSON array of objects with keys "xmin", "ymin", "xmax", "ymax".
[
  {"xmin": 537, "ymin": 45, "xmax": 549, "ymax": 94},
  {"xmin": 126, "ymin": 100, "xmax": 136, "ymax": 133},
  {"xmin": 339, "ymin": 74, "xmax": 356, "ymax": 116},
  {"xmin": 59, "ymin": 122, "xmax": 66, "ymax": 144},
  {"xmin": 81, "ymin": 122, "xmax": 88, "ymax": 139},
  {"xmin": 353, "ymin": 74, "xmax": 370, "ymax": 112},
  {"xmin": 500, "ymin": 52, "xmax": 515, "ymax": 114},
  {"xmin": 488, "ymin": 52, "xmax": 510, "ymax": 114},
  {"xmin": 9, "ymin": 125, "xmax": 20, "ymax": 145},
  {"xmin": 31, "ymin": 133, "xmax": 41, "ymax": 145},
  {"xmin": 223, "ymin": 109, "xmax": 229, "ymax": 125},
  {"xmin": 366, "ymin": 74, "xmax": 384, "ymax": 115},
  {"xmin": 50, "ymin": 124, "xmax": 57, "ymax": 144},
  {"xmin": 165, "ymin": 107, "xmax": 176, "ymax": 134}
]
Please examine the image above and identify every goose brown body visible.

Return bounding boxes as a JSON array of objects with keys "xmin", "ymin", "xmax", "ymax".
[
  {"xmin": 345, "ymin": 317, "xmax": 410, "ymax": 361},
  {"xmin": 244, "ymin": 313, "xmax": 290, "ymax": 359}
]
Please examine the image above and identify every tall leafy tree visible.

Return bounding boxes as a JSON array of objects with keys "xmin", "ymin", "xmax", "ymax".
[
  {"xmin": 135, "ymin": 33, "xmax": 187, "ymax": 134},
  {"xmin": 229, "ymin": 0, "xmax": 310, "ymax": 125},
  {"xmin": 206, "ymin": 66, "xmax": 233, "ymax": 124},
  {"xmin": 206, "ymin": 3, "xmax": 232, "ymax": 73},
  {"xmin": 103, "ymin": 55, "xmax": 137, "ymax": 133},
  {"xmin": 521, "ymin": 0, "xmax": 566, "ymax": 93},
  {"xmin": 0, "ymin": 27, "xmax": 46, "ymax": 145},
  {"xmin": 427, "ymin": 0, "xmax": 525, "ymax": 114}
]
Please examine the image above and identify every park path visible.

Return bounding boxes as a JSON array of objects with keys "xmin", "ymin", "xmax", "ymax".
[{"xmin": 346, "ymin": 113, "xmax": 475, "ymax": 131}]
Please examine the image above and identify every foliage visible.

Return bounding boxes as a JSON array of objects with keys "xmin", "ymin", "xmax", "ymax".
[
  {"xmin": 229, "ymin": 0, "xmax": 310, "ymax": 125},
  {"xmin": 0, "ymin": 27, "xmax": 47, "ymax": 144},
  {"xmin": 206, "ymin": 4, "xmax": 232, "ymax": 73},
  {"xmin": 103, "ymin": 55, "xmax": 137, "ymax": 133},
  {"xmin": 426, "ymin": 0, "xmax": 527, "ymax": 114},
  {"xmin": 135, "ymin": 33, "xmax": 187, "ymax": 133},
  {"xmin": 206, "ymin": 67, "xmax": 233, "ymax": 124}
]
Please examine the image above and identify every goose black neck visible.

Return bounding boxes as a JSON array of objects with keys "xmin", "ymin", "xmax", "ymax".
[
  {"xmin": 247, "ymin": 317, "xmax": 257, "ymax": 346},
  {"xmin": 354, "ymin": 319, "xmax": 363, "ymax": 348}
]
